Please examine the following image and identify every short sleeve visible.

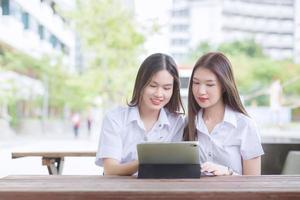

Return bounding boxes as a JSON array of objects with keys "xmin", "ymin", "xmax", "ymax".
[
  {"xmin": 171, "ymin": 115, "xmax": 186, "ymax": 142},
  {"xmin": 240, "ymin": 120, "xmax": 264, "ymax": 160},
  {"xmin": 95, "ymin": 113, "xmax": 123, "ymax": 166}
]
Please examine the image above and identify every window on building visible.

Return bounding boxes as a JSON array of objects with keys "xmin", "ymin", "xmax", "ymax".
[
  {"xmin": 38, "ymin": 24, "xmax": 44, "ymax": 40},
  {"xmin": 22, "ymin": 12, "xmax": 29, "ymax": 29},
  {"xmin": 50, "ymin": 34, "xmax": 57, "ymax": 48},
  {"xmin": 171, "ymin": 24, "xmax": 189, "ymax": 32},
  {"xmin": 171, "ymin": 38, "xmax": 189, "ymax": 46},
  {"xmin": 44, "ymin": 28, "xmax": 51, "ymax": 42},
  {"xmin": 1, "ymin": 0, "xmax": 10, "ymax": 15},
  {"xmin": 172, "ymin": 9, "xmax": 189, "ymax": 17},
  {"xmin": 50, "ymin": 2, "xmax": 57, "ymax": 14}
]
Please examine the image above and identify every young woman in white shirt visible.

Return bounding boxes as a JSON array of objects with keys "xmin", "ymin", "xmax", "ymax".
[
  {"xmin": 96, "ymin": 53, "xmax": 185, "ymax": 176},
  {"xmin": 184, "ymin": 52, "xmax": 264, "ymax": 176}
]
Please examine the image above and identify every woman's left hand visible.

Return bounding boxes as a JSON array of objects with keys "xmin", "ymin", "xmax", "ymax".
[{"xmin": 201, "ymin": 162, "xmax": 232, "ymax": 176}]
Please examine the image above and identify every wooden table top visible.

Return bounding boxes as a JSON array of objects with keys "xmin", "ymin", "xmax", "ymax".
[
  {"xmin": 0, "ymin": 175, "xmax": 299, "ymax": 200},
  {"xmin": 11, "ymin": 151, "xmax": 96, "ymax": 159}
]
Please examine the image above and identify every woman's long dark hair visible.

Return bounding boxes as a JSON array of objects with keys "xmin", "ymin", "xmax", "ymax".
[
  {"xmin": 128, "ymin": 53, "xmax": 185, "ymax": 114},
  {"xmin": 184, "ymin": 52, "xmax": 248, "ymax": 141}
]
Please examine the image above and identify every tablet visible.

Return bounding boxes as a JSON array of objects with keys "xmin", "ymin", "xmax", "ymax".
[{"xmin": 137, "ymin": 141, "xmax": 200, "ymax": 164}]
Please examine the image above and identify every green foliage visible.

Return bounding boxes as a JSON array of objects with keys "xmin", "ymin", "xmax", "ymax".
[
  {"xmin": 69, "ymin": 0, "xmax": 144, "ymax": 106},
  {"xmin": 219, "ymin": 39, "xmax": 264, "ymax": 57},
  {"xmin": 186, "ymin": 39, "xmax": 264, "ymax": 64},
  {"xmin": 0, "ymin": 51, "xmax": 46, "ymax": 77},
  {"xmin": 0, "ymin": 50, "xmax": 92, "ymax": 119},
  {"xmin": 187, "ymin": 42, "xmax": 215, "ymax": 63},
  {"xmin": 186, "ymin": 39, "xmax": 300, "ymax": 106}
]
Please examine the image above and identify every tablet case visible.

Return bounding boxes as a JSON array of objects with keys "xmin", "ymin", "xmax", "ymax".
[{"xmin": 138, "ymin": 164, "xmax": 201, "ymax": 178}]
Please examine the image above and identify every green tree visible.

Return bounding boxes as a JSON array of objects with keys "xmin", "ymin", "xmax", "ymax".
[
  {"xmin": 0, "ymin": 50, "xmax": 92, "ymax": 120},
  {"xmin": 69, "ymin": 0, "xmax": 144, "ymax": 106},
  {"xmin": 186, "ymin": 39, "xmax": 300, "ymax": 106},
  {"xmin": 218, "ymin": 39, "xmax": 264, "ymax": 57},
  {"xmin": 186, "ymin": 42, "xmax": 215, "ymax": 63}
]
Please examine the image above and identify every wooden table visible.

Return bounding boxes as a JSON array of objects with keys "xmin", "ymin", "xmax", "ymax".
[
  {"xmin": 0, "ymin": 175, "xmax": 299, "ymax": 200},
  {"xmin": 11, "ymin": 151, "xmax": 96, "ymax": 175}
]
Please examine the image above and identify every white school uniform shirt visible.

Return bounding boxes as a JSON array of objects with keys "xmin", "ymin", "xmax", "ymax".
[
  {"xmin": 196, "ymin": 106, "xmax": 264, "ymax": 175},
  {"xmin": 95, "ymin": 106, "xmax": 185, "ymax": 167}
]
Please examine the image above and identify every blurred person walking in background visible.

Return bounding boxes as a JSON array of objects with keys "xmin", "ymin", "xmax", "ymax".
[
  {"xmin": 71, "ymin": 112, "xmax": 81, "ymax": 138},
  {"xmin": 87, "ymin": 113, "xmax": 93, "ymax": 136}
]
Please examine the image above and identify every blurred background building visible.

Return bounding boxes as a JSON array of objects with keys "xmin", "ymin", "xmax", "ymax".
[
  {"xmin": 0, "ymin": 0, "xmax": 81, "ymax": 73},
  {"xmin": 0, "ymin": 0, "xmax": 84, "ymax": 136},
  {"xmin": 169, "ymin": 0, "xmax": 300, "ymax": 64}
]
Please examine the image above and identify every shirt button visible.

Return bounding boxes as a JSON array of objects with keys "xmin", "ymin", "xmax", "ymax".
[
  {"xmin": 208, "ymin": 152, "xmax": 212, "ymax": 157},
  {"xmin": 144, "ymin": 136, "xmax": 148, "ymax": 141},
  {"xmin": 159, "ymin": 124, "xmax": 162, "ymax": 127}
]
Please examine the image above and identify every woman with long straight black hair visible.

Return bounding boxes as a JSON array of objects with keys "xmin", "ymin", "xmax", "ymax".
[
  {"xmin": 96, "ymin": 53, "xmax": 185, "ymax": 176},
  {"xmin": 184, "ymin": 52, "xmax": 264, "ymax": 176}
]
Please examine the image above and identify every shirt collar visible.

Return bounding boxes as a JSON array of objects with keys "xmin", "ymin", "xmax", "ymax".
[
  {"xmin": 127, "ymin": 106, "xmax": 140, "ymax": 124},
  {"xmin": 195, "ymin": 105, "xmax": 237, "ymax": 133},
  {"xmin": 127, "ymin": 106, "xmax": 170, "ymax": 128}
]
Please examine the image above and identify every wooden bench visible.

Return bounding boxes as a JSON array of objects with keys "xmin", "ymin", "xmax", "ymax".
[
  {"xmin": 0, "ymin": 175, "xmax": 299, "ymax": 200},
  {"xmin": 11, "ymin": 151, "xmax": 96, "ymax": 175}
]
